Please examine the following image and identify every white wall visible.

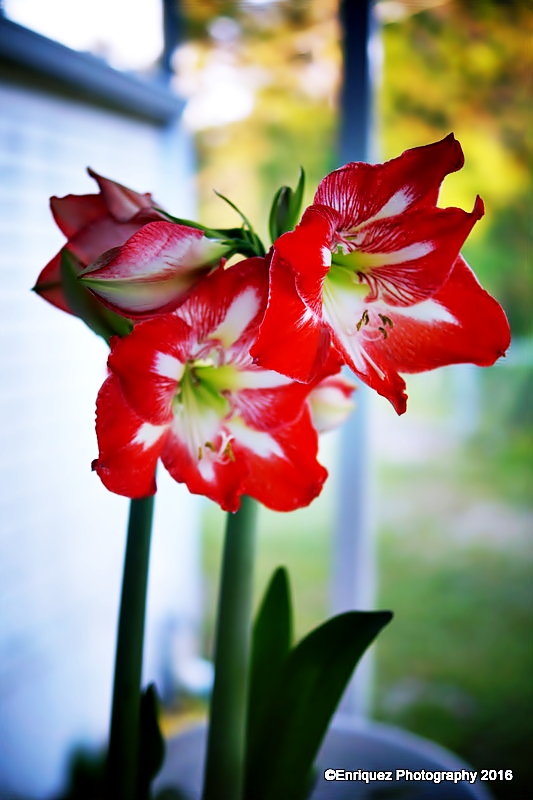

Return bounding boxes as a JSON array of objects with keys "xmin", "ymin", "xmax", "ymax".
[{"xmin": 0, "ymin": 81, "xmax": 201, "ymax": 798}]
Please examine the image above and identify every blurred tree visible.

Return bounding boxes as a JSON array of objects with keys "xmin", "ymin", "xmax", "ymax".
[
  {"xmin": 174, "ymin": 0, "xmax": 340, "ymax": 239},
  {"xmin": 377, "ymin": 0, "xmax": 532, "ymax": 335},
  {"xmin": 175, "ymin": 0, "xmax": 531, "ymax": 331}
]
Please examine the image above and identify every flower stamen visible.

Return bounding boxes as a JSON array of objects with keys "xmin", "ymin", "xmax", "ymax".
[{"xmin": 356, "ymin": 309, "xmax": 370, "ymax": 331}]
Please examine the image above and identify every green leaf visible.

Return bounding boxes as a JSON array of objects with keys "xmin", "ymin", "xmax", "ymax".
[
  {"xmin": 268, "ymin": 167, "xmax": 305, "ymax": 242},
  {"xmin": 154, "ymin": 209, "xmax": 224, "ymax": 241},
  {"xmin": 155, "ymin": 210, "xmax": 265, "ymax": 259},
  {"xmin": 268, "ymin": 186, "xmax": 291, "ymax": 243},
  {"xmin": 59, "ymin": 745, "xmax": 106, "ymax": 798},
  {"xmin": 137, "ymin": 683, "xmax": 166, "ymax": 800},
  {"xmin": 246, "ymin": 568, "xmax": 293, "ymax": 751},
  {"xmin": 290, "ymin": 167, "xmax": 305, "ymax": 228},
  {"xmin": 60, "ymin": 250, "xmax": 133, "ymax": 343},
  {"xmin": 245, "ymin": 609, "xmax": 393, "ymax": 800},
  {"xmin": 213, "ymin": 191, "xmax": 266, "ymax": 257}
]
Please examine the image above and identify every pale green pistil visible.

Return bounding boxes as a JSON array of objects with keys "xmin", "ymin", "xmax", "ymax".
[
  {"xmin": 173, "ymin": 359, "xmax": 236, "ymax": 418},
  {"xmin": 331, "ymin": 246, "xmax": 368, "ymax": 272},
  {"xmin": 326, "ymin": 262, "xmax": 368, "ymax": 298}
]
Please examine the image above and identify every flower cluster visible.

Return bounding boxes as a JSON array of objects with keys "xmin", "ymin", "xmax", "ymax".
[{"xmin": 34, "ymin": 135, "xmax": 510, "ymax": 512}]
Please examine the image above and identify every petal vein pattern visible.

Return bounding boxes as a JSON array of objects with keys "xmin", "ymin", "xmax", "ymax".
[
  {"xmin": 355, "ymin": 241, "xmax": 434, "ymax": 268},
  {"xmin": 361, "ymin": 188, "xmax": 416, "ymax": 225}
]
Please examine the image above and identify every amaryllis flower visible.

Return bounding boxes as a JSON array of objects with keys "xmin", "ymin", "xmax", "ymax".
[
  {"xmin": 33, "ymin": 169, "xmax": 164, "ymax": 316},
  {"xmin": 78, "ymin": 221, "xmax": 228, "ymax": 318},
  {"xmin": 93, "ymin": 258, "xmax": 335, "ymax": 512},
  {"xmin": 251, "ymin": 135, "xmax": 511, "ymax": 414}
]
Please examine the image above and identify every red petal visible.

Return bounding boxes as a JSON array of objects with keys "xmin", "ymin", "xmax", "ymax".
[
  {"xmin": 329, "ymin": 324, "xmax": 409, "ymax": 414},
  {"xmin": 314, "ymin": 133, "xmax": 464, "ymax": 231},
  {"xmin": 51, "ymin": 193, "xmax": 107, "ymax": 238},
  {"xmin": 233, "ymin": 380, "xmax": 312, "ymax": 432},
  {"xmin": 251, "ymin": 250, "xmax": 332, "ymax": 383},
  {"xmin": 233, "ymin": 338, "xmax": 342, "ymax": 431},
  {"xmin": 34, "ymin": 215, "xmax": 154, "ymax": 317},
  {"xmin": 275, "ymin": 207, "xmax": 338, "ymax": 314},
  {"xmin": 382, "ymin": 255, "xmax": 511, "ymax": 373},
  {"xmin": 238, "ymin": 408, "xmax": 328, "ymax": 511},
  {"xmin": 161, "ymin": 427, "xmax": 249, "ymax": 513},
  {"xmin": 178, "ymin": 257, "xmax": 269, "ymax": 350},
  {"xmin": 87, "ymin": 168, "xmax": 156, "ymax": 222},
  {"xmin": 33, "ymin": 252, "xmax": 71, "ymax": 314},
  {"xmin": 355, "ymin": 196, "xmax": 484, "ymax": 306},
  {"xmin": 107, "ymin": 314, "xmax": 193, "ymax": 424},
  {"xmin": 93, "ymin": 375, "xmax": 166, "ymax": 497},
  {"xmin": 80, "ymin": 221, "xmax": 215, "ymax": 318},
  {"xmin": 68, "ymin": 217, "xmax": 152, "ymax": 269},
  {"xmin": 83, "ymin": 221, "xmax": 205, "ymax": 280},
  {"xmin": 328, "ymin": 254, "xmax": 510, "ymax": 414},
  {"xmin": 163, "ymin": 408, "xmax": 328, "ymax": 512}
]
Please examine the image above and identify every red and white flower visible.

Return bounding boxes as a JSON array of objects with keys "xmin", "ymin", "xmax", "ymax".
[
  {"xmin": 93, "ymin": 258, "xmax": 333, "ymax": 512},
  {"xmin": 251, "ymin": 135, "xmax": 511, "ymax": 413},
  {"xmin": 79, "ymin": 221, "xmax": 228, "ymax": 318},
  {"xmin": 34, "ymin": 169, "xmax": 164, "ymax": 315}
]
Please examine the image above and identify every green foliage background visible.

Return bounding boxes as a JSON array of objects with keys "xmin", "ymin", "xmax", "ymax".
[
  {"xmin": 378, "ymin": 0, "xmax": 532, "ymax": 336},
  {"xmin": 180, "ymin": 0, "xmax": 531, "ymax": 334}
]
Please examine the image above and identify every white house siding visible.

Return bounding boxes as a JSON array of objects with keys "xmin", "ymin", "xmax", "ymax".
[{"xmin": 0, "ymin": 80, "xmax": 201, "ymax": 798}]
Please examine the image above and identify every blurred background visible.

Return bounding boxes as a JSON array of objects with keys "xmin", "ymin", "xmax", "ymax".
[{"xmin": 0, "ymin": 1, "xmax": 531, "ymax": 799}]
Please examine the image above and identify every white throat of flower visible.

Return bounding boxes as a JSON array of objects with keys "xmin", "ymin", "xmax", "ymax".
[{"xmin": 171, "ymin": 354, "xmax": 237, "ymax": 467}]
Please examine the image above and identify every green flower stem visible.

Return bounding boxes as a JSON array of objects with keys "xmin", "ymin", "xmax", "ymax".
[
  {"xmin": 202, "ymin": 495, "xmax": 258, "ymax": 800},
  {"xmin": 106, "ymin": 495, "xmax": 155, "ymax": 800}
]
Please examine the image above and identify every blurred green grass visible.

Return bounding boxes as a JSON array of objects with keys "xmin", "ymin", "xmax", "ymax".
[
  {"xmin": 373, "ymin": 439, "xmax": 533, "ymax": 800},
  {"xmin": 373, "ymin": 365, "xmax": 533, "ymax": 800}
]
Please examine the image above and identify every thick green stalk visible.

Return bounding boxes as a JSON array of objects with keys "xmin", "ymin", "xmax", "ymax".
[
  {"xmin": 202, "ymin": 496, "xmax": 258, "ymax": 800},
  {"xmin": 106, "ymin": 495, "xmax": 155, "ymax": 800}
]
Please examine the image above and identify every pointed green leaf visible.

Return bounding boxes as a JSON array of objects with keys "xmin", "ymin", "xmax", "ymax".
[
  {"xmin": 215, "ymin": 226, "xmax": 250, "ymax": 239},
  {"xmin": 288, "ymin": 166, "xmax": 305, "ymax": 230},
  {"xmin": 246, "ymin": 567, "xmax": 293, "ymax": 751},
  {"xmin": 137, "ymin": 683, "xmax": 166, "ymax": 799},
  {"xmin": 213, "ymin": 190, "xmax": 255, "ymax": 231},
  {"xmin": 60, "ymin": 250, "xmax": 133, "ymax": 343},
  {"xmin": 268, "ymin": 168, "xmax": 306, "ymax": 243},
  {"xmin": 154, "ymin": 209, "xmax": 228, "ymax": 242},
  {"xmin": 155, "ymin": 211, "xmax": 265, "ymax": 259},
  {"xmin": 245, "ymin": 609, "xmax": 393, "ymax": 800},
  {"xmin": 268, "ymin": 186, "xmax": 291, "ymax": 243},
  {"xmin": 213, "ymin": 191, "xmax": 266, "ymax": 257}
]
